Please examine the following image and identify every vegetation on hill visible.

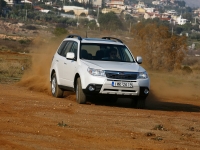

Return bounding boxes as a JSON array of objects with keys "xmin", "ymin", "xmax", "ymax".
[{"xmin": 131, "ymin": 22, "xmax": 187, "ymax": 71}]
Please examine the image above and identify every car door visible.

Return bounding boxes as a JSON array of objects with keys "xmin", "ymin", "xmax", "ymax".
[
  {"xmin": 63, "ymin": 42, "xmax": 78, "ymax": 87},
  {"xmin": 53, "ymin": 40, "xmax": 68, "ymax": 84},
  {"xmin": 58, "ymin": 41, "xmax": 74, "ymax": 86}
]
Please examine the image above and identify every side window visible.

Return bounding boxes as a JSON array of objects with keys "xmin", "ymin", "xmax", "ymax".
[
  {"xmin": 60, "ymin": 41, "xmax": 73, "ymax": 57},
  {"xmin": 70, "ymin": 42, "xmax": 78, "ymax": 58},
  {"xmin": 57, "ymin": 41, "xmax": 68, "ymax": 55}
]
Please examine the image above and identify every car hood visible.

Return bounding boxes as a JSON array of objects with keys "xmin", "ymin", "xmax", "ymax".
[{"xmin": 81, "ymin": 60, "xmax": 145, "ymax": 72}]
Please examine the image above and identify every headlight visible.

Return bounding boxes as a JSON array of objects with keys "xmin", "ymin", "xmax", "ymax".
[
  {"xmin": 137, "ymin": 71, "xmax": 148, "ymax": 79},
  {"xmin": 87, "ymin": 68, "xmax": 106, "ymax": 77}
]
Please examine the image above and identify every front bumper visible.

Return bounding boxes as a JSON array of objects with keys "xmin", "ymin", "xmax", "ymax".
[{"xmin": 83, "ymin": 78, "xmax": 149, "ymax": 97}]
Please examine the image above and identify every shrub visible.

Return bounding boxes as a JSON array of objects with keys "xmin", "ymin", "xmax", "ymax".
[
  {"xmin": 19, "ymin": 39, "xmax": 32, "ymax": 45},
  {"xmin": 52, "ymin": 27, "xmax": 68, "ymax": 37},
  {"xmin": 182, "ymin": 66, "xmax": 193, "ymax": 74},
  {"xmin": 25, "ymin": 25, "xmax": 37, "ymax": 30}
]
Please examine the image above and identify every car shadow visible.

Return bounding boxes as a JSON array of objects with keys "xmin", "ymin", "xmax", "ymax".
[{"xmin": 87, "ymin": 93, "xmax": 200, "ymax": 112}]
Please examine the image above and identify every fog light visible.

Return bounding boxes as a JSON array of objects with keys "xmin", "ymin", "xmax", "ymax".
[
  {"xmin": 88, "ymin": 85, "xmax": 95, "ymax": 91},
  {"xmin": 144, "ymin": 89, "xmax": 149, "ymax": 94}
]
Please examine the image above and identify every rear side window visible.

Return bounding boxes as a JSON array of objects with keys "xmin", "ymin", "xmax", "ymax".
[
  {"xmin": 60, "ymin": 41, "xmax": 73, "ymax": 57},
  {"xmin": 57, "ymin": 41, "xmax": 67, "ymax": 55}
]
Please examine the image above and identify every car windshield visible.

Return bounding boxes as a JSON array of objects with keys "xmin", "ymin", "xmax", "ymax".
[{"xmin": 80, "ymin": 43, "xmax": 135, "ymax": 62}]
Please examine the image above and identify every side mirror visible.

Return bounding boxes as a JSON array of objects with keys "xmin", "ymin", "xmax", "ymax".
[
  {"xmin": 136, "ymin": 56, "xmax": 142, "ymax": 64},
  {"xmin": 66, "ymin": 52, "xmax": 75, "ymax": 60}
]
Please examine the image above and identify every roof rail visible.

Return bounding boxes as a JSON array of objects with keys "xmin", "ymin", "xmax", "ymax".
[
  {"xmin": 67, "ymin": 35, "xmax": 82, "ymax": 40},
  {"xmin": 102, "ymin": 37, "xmax": 123, "ymax": 43}
]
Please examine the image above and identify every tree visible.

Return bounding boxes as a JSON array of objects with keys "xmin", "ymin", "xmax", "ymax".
[
  {"xmin": 182, "ymin": 13, "xmax": 192, "ymax": 22},
  {"xmin": 176, "ymin": 26, "xmax": 183, "ymax": 34},
  {"xmin": 0, "ymin": 0, "xmax": 7, "ymax": 15},
  {"xmin": 175, "ymin": 1, "xmax": 185, "ymax": 7},
  {"xmin": 131, "ymin": 22, "xmax": 187, "ymax": 71},
  {"xmin": 98, "ymin": 12, "xmax": 123, "ymax": 31},
  {"xmin": 88, "ymin": 20, "xmax": 97, "ymax": 29}
]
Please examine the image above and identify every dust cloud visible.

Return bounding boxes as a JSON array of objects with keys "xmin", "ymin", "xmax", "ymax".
[{"xmin": 17, "ymin": 36, "xmax": 63, "ymax": 95}]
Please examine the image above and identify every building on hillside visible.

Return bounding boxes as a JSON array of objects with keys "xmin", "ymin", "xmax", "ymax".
[
  {"xmin": 144, "ymin": 12, "xmax": 160, "ymax": 19},
  {"xmin": 144, "ymin": 8, "xmax": 155, "ymax": 13},
  {"xmin": 194, "ymin": 8, "xmax": 200, "ymax": 14},
  {"xmin": 137, "ymin": 8, "xmax": 145, "ymax": 14},
  {"xmin": 63, "ymin": 6, "xmax": 88, "ymax": 16},
  {"xmin": 166, "ymin": 10, "xmax": 177, "ymax": 15},
  {"xmin": 5, "ymin": 0, "xmax": 34, "ymax": 5},
  {"xmin": 93, "ymin": 0, "xmax": 102, "ymax": 7},
  {"xmin": 152, "ymin": 0, "xmax": 160, "ymax": 5},
  {"xmin": 60, "ymin": 13, "xmax": 76, "ymax": 19},
  {"xmin": 21, "ymin": 0, "xmax": 32, "ymax": 4},
  {"xmin": 77, "ymin": 0, "xmax": 102, "ymax": 8},
  {"xmin": 107, "ymin": 0, "xmax": 124, "ymax": 8},
  {"xmin": 102, "ymin": 8, "xmax": 122, "ymax": 14},
  {"xmin": 176, "ymin": 15, "xmax": 187, "ymax": 25},
  {"xmin": 135, "ymin": 1, "xmax": 145, "ymax": 9},
  {"xmin": 40, "ymin": 9, "xmax": 51, "ymax": 13},
  {"xmin": 45, "ymin": 1, "xmax": 53, "ymax": 5},
  {"xmin": 34, "ymin": 6, "xmax": 43, "ymax": 11},
  {"xmin": 4, "ymin": 0, "xmax": 18, "ymax": 5},
  {"xmin": 160, "ymin": 15, "xmax": 171, "ymax": 22},
  {"xmin": 117, "ymin": 5, "xmax": 132, "ymax": 10}
]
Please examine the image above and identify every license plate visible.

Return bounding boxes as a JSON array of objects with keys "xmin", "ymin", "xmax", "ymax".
[{"xmin": 112, "ymin": 81, "xmax": 133, "ymax": 88}]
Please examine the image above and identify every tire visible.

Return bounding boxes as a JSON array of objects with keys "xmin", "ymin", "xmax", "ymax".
[
  {"xmin": 110, "ymin": 96, "xmax": 118, "ymax": 103},
  {"xmin": 131, "ymin": 97, "xmax": 138, "ymax": 108},
  {"xmin": 131, "ymin": 97, "xmax": 146, "ymax": 109},
  {"xmin": 51, "ymin": 73, "xmax": 63, "ymax": 98},
  {"xmin": 136, "ymin": 97, "xmax": 146, "ymax": 109},
  {"xmin": 76, "ymin": 78, "xmax": 86, "ymax": 104}
]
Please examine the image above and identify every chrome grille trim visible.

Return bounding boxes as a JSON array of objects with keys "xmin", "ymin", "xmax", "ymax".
[{"xmin": 105, "ymin": 71, "xmax": 138, "ymax": 80}]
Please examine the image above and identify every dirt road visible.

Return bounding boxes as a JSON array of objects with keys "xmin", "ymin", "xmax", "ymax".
[{"xmin": 0, "ymin": 83, "xmax": 200, "ymax": 150}]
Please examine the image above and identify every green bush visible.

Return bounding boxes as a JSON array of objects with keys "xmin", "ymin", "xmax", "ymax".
[{"xmin": 52, "ymin": 27, "xmax": 68, "ymax": 37}]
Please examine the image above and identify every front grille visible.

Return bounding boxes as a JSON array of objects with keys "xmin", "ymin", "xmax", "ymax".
[{"xmin": 105, "ymin": 71, "xmax": 138, "ymax": 80}]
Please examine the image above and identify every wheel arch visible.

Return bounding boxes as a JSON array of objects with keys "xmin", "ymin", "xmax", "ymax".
[
  {"xmin": 74, "ymin": 73, "xmax": 80, "ymax": 91},
  {"xmin": 50, "ymin": 69, "xmax": 56, "ymax": 81}
]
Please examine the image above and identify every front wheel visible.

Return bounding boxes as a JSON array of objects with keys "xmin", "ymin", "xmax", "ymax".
[
  {"xmin": 76, "ymin": 78, "xmax": 86, "ymax": 104},
  {"xmin": 136, "ymin": 97, "xmax": 146, "ymax": 109},
  {"xmin": 51, "ymin": 73, "xmax": 63, "ymax": 98},
  {"xmin": 131, "ymin": 97, "xmax": 146, "ymax": 109}
]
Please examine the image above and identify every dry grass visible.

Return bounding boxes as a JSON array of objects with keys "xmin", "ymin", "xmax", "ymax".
[
  {"xmin": 148, "ymin": 69, "xmax": 200, "ymax": 101},
  {"xmin": 0, "ymin": 52, "xmax": 31, "ymax": 83}
]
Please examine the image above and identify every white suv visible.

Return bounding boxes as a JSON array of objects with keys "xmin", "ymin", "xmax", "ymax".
[{"xmin": 50, "ymin": 35, "xmax": 150, "ymax": 108}]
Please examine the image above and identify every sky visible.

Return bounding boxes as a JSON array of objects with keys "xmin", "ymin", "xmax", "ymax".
[{"xmin": 184, "ymin": 0, "xmax": 200, "ymax": 8}]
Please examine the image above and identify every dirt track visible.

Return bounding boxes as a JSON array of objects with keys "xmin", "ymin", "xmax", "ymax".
[{"xmin": 1, "ymin": 83, "xmax": 200, "ymax": 150}]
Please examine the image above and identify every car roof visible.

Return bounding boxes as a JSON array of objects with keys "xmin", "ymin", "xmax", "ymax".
[
  {"xmin": 64, "ymin": 35, "xmax": 124, "ymax": 45},
  {"xmin": 81, "ymin": 38, "xmax": 124, "ymax": 45}
]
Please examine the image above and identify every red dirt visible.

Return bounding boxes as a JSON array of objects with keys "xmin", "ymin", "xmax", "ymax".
[{"xmin": 0, "ymin": 83, "xmax": 200, "ymax": 150}]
